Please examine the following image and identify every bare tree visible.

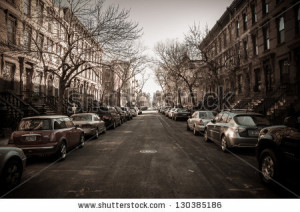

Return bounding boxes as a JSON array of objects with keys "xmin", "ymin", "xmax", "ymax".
[
  {"xmin": 155, "ymin": 40, "xmax": 202, "ymax": 106},
  {"xmin": 0, "ymin": 0, "xmax": 142, "ymax": 113},
  {"xmin": 185, "ymin": 23, "xmax": 241, "ymax": 90}
]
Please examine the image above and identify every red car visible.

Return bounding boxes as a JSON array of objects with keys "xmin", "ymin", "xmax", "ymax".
[{"xmin": 8, "ymin": 115, "xmax": 84, "ymax": 160}]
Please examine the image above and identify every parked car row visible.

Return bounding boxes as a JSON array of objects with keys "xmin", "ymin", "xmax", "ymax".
[
  {"xmin": 162, "ymin": 108, "xmax": 300, "ymax": 187},
  {"xmin": 1, "ymin": 106, "xmax": 143, "ymax": 190},
  {"xmin": 159, "ymin": 107, "xmax": 192, "ymax": 121}
]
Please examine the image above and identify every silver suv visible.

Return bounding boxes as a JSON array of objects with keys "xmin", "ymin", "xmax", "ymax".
[{"xmin": 204, "ymin": 110, "xmax": 270, "ymax": 152}]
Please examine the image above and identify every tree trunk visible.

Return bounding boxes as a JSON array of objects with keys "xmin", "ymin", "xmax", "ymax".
[
  {"xmin": 57, "ymin": 80, "xmax": 66, "ymax": 114},
  {"xmin": 177, "ymin": 89, "xmax": 182, "ymax": 107},
  {"xmin": 189, "ymin": 86, "xmax": 196, "ymax": 106}
]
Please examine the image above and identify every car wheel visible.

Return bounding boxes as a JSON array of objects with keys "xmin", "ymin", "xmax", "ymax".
[
  {"xmin": 259, "ymin": 149, "xmax": 280, "ymax": 184},
  {"xmin": 204, "ymin": 129, "xmax": 210, "ymax": 142},
  {"xmin": 95, "ymin": 129, "xmax": 99, "ymax": 139},
  {"xmin": 80, "ymin": 134, "xmax": 85, "ymax": 148},
  {"xmin": 221, "ymin": 135, "xmax": 228, "ymax": 152},
  {"xmin": 58, "ymin": 142, "xmax": 67, "ymax": 160},
  {"xmin": 193, "ymin": 126, "xmax": 198, "ymax": 136},
  {"xmin": 2, "ymin": 159, "xmax": 22, "ymax": 189}
]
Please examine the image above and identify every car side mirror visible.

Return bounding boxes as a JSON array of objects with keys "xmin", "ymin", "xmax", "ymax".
[
  {"xmin": 211, "ymin": 119, "xmax": 216, "ymax": 123},
  {"xmin": 75, "ymin": 124, "xmax": 79, "ymax": 129}
]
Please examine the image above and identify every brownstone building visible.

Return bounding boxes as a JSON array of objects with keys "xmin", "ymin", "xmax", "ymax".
[
  {"xmin": 0, "ymin": 0, "xmax": 103, "ymax": 131},
  {"xmin": 199, "ymin": 0, "xmax": 300, "ymax": 122}
]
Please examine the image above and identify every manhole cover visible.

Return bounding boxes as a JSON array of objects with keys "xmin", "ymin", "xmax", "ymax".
[{"xmin": 140, "ymin": 150, "xmax": 157, "ymax": 154}]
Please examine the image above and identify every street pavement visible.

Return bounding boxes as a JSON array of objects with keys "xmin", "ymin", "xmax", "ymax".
[{"xmin": 1, "ymin": 111, "xmax": 298, "ymax": 198}]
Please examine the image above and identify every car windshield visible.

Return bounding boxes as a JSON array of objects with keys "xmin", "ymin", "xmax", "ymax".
[
  {"xmin": 177, "ymin": 108, "xmax": 189, "ymax": 113},
  {"xmin": 72, "ymin": 115, "xmax": 92, "ymax": 121},
  {"xmin": 18, "ymin": 119, "xmax": 51, "ymax": 131},
  {"xmin": 234, "ymin": 115, "xmax": 270, "ymax": 126},
  {"xmin": 199, "ymin": 111, "xmax": 217, "ymax": 119}
]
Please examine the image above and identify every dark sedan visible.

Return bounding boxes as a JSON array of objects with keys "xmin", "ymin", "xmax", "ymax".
[
  {"xmin": 98, "ymin": 106, "xmax": 121, "ymax": 129},
  {"xmin": 172, "ymin": 108, "xmax": 191, "ymax": 121},
  {"xmin": 256, "ymin": 116, "xmax": 300, "ymax": 185}
]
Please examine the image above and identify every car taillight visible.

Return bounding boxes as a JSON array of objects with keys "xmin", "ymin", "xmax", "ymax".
[
  {"xmin": 198, "ymin": 120, "xmax": 204, "ymax": 125},
  {"xmin": 236, "ymin": 127, "xmax": 247, "ymax": 137},
  {"xmin": 103, "ymin": 115, "xmax": 110, "ymax": 119}
]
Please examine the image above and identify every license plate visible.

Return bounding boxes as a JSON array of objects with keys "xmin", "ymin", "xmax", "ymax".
[
  {"xmin": 26, "ymin": 136, "xmax": 36, "ymax": 141},
  {"xmin": 248, "ymin": 130, "xmax": 259, "ymax": 136}
]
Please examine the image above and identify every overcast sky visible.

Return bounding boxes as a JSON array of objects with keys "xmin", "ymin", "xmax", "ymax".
[{"xmin": 103, "ymin": 0, "xmax": 233, "ymax": 95}]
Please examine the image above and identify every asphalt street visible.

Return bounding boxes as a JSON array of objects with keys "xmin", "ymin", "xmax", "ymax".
[{"xmin": 2, "ymin": 111, "xmax": 298, "ymax": 198}]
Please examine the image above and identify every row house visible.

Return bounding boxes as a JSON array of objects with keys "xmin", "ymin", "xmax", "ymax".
[
  {"xmin": 0, "ymin": 0, "xmax": 103, "ymax": 129},
  {"xmin": 102, "ymin": 61, "xmax": 131, "ymax": 107},
  {"xmin": 199, "ymin": 0, "xmax": 300, "ymax": 121}
]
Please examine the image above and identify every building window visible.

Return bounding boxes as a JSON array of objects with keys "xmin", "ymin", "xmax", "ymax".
[
  {"xmin": 229, "ymin": 26, "xmax": 232, "ymax": 42},
  {"xmin": 278, "ymin": 17, "xmax": 285, "ymax": 44},
  {"xmin": 37, "ymin": 0, "xmax": 44, "ymax": 24},
  {"xmin": 243, "ymin": 40, "xmax": 248, "ymax": 59},
  {"xmin": 252, "ymin": 34, "xmax": 258, "ymax": 56},
  {"xmin": 236, "ymin": 20, "xmax": 240, "ymax": 38},
  {"xmin": 251, "ymin": 4, "xmax": 257, "ymax": 24},
  {"xmin": 24, "ymin": 25, "xmax": 31, "ymax": 51},
  {"xmin": 223, "ymin": 32, "xmax": 227, "ymax": 48},
  {"xmin": 48, "ymin": 39, "xmax": 53, "ymax": 59},
  {"xmin": 3, "ymin": 62, "xmax": 16, "ymax": 90},
  {"xmin": 243, "ymin": 13, "xmax": 247, "ymax": 31},
  {"xmin": 254, "ymin": 68, "xmax": 261, "ymax": 92},
  {"xmin": 37, "ymin": 33, "xmax": 44, "ymax": 52},
  {"xmin": 279, "ymin": 59, "xmax": 290, "ymax": 86},
  {"xmin": 296, "ymin": 6, "xmax": 300, "ymax": 35},
  {"xmin": 262, "ymin": 0, "xmax": 269, "ymax": 15},
  {"xmin": 48, "ymin": 22, "xmax": 52, "ymax": 33},
  {"xmin": 24, "ymin": 0, "xmax": 31, "ymax": 15},
  {"xmin": 7, "ymin": 16, "xmax": 17, "ymax": 45},
  {"xmin": 263, "ymin": 26, "xmax": 270, "ymax": 50}
]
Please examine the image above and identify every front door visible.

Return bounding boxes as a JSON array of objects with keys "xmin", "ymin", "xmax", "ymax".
[
  {"xmin": 24, "ymin": 68, "xmax": 33, "ymax": 92},
  {"xmin": 264, "ymin": 62, "xmax": 273, "ymax": 93}
]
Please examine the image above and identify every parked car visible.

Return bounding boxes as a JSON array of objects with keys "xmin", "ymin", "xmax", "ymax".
[
  {"xmin": 98, "ymin": 106, "xmax": 122, "ymax": 129},
  {"xmin": 172, "ymin": 108, "xmax": 191, "ymax": 121},
  {"xmin": 256, "ymin": 116, "xmax": 300, "ymax": 185},
  {"xmin": 187, "ymin": 111, "xmax": 217, "ymax": 135},
  {"xmin": 130, "ymin": 107, "xmax": 139, "ymax": 116},
  {"xmin": 137, "ymin": 107, "xmax": 142, "ymax": 115},
  {"xmin": 71, "ymin": 113, "xmax": 106, "ymax": 139},
  {"xmin": 162, "ymin": 107, "xmax": 171, "ymax": 115},
  {"xmin": 8, "ymin": 115, "xmax": 85, "ymax": 160},
  {"xmin": 130, "ymin": 108, "xmax": 138, "ymax": 117},
  {"xmin": 204, "ymin": 110, "xmax": 270, "ymax": 152},
  {"xmin": 121, "ymin": 107, "xmax": 132, "ymax": 120},
  {"xmin": 115, "ymin": 106, "xmax": 127, "ymax": 123},
  {"xmin": 0, "ymin": 147, "xmax": 26, "ymax": 190},
  {"xmin": 168, "ymin": 108, "xmax": 177, "ymax": 118}
]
